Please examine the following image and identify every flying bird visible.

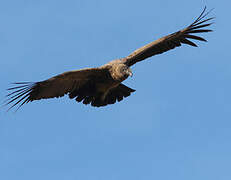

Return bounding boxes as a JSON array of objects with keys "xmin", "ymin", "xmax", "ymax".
[{"xmin": 5, "ymin": 7, "xmax": 214, "ymax": 110}]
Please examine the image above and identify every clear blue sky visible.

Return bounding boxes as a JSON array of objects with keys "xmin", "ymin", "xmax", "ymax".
[{"xmin": 0, "ymin": 0, "xmax": 230, "ymax": 180}]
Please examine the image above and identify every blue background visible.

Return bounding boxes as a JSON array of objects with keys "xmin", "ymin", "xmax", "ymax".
[{"xmin": 0, "ymin": 0, "xmax": 230, "ymax": 180}]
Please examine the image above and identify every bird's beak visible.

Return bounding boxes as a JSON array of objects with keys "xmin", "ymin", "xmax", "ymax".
[{"xmin": 128, "ymin": 71, "xmax": 133, "ymax": 77}]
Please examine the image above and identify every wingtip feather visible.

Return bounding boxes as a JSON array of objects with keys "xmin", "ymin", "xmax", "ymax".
[{"xmin": 4, "ymin": 82, "xmax": 36, "ymax": 112}]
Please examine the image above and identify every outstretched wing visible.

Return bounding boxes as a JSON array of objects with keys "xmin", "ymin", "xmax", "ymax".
[
  {"xmin": 5, "ymin": 67, "xmax": 109, "ymax": 111},
  {"xmin": 122, "ymin": 7, "xmax": 214, "ymax": 67}
]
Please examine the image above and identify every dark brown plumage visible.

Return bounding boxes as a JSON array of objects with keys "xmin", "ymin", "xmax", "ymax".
[{"xmin": 5, "ymin": 7, "xmax": 214, "ymax": 110}]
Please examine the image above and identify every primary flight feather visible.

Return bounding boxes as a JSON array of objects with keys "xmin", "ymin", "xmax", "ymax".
[{"xmin": 6, "ymin": 7, "xmax": 214, "ymax": 110}]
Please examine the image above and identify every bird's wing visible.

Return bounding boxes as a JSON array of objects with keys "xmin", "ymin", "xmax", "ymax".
[
  {"xmin": 5, "ymin": 67, "xmax": 109, "ymax": 111},
  {"xmin": 122, "ymin": 7, "xmax": 214, "ymax": 67}
]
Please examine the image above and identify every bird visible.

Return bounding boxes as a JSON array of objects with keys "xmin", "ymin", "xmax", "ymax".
[{"xmin": 5, "ymin": 7, "xmax": 214, "ymax": 111}]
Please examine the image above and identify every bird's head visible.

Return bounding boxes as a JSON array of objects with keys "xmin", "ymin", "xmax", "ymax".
[
  {"xmin": 110, "ymin": 64, "xmax": 133, "ymax": 81},
  {"xmin": 122, "ymin": 66, "xmax": 132, "ymax": 77},
  {"xmin": 116, "ymin": 64, "xmax": 133, "ymax": 81},
  {"xmin": 119, "ymin": 65, "xmax": 133, "ymax": 77}
]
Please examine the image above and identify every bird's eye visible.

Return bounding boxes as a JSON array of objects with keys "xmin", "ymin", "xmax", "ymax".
[{"xmin": 123, "ymin": 67, "xmax": 128, "ymax": 72}]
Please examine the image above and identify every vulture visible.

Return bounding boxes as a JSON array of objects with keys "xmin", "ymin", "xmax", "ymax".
[{"xmin": 5, "ymin": 7, "xmax": 214, "ymax": 110}]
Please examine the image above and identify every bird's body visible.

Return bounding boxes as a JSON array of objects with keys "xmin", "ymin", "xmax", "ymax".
[{"xmin": 5, "ymin": 7, "xmax": 214, "ymax": 110}]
